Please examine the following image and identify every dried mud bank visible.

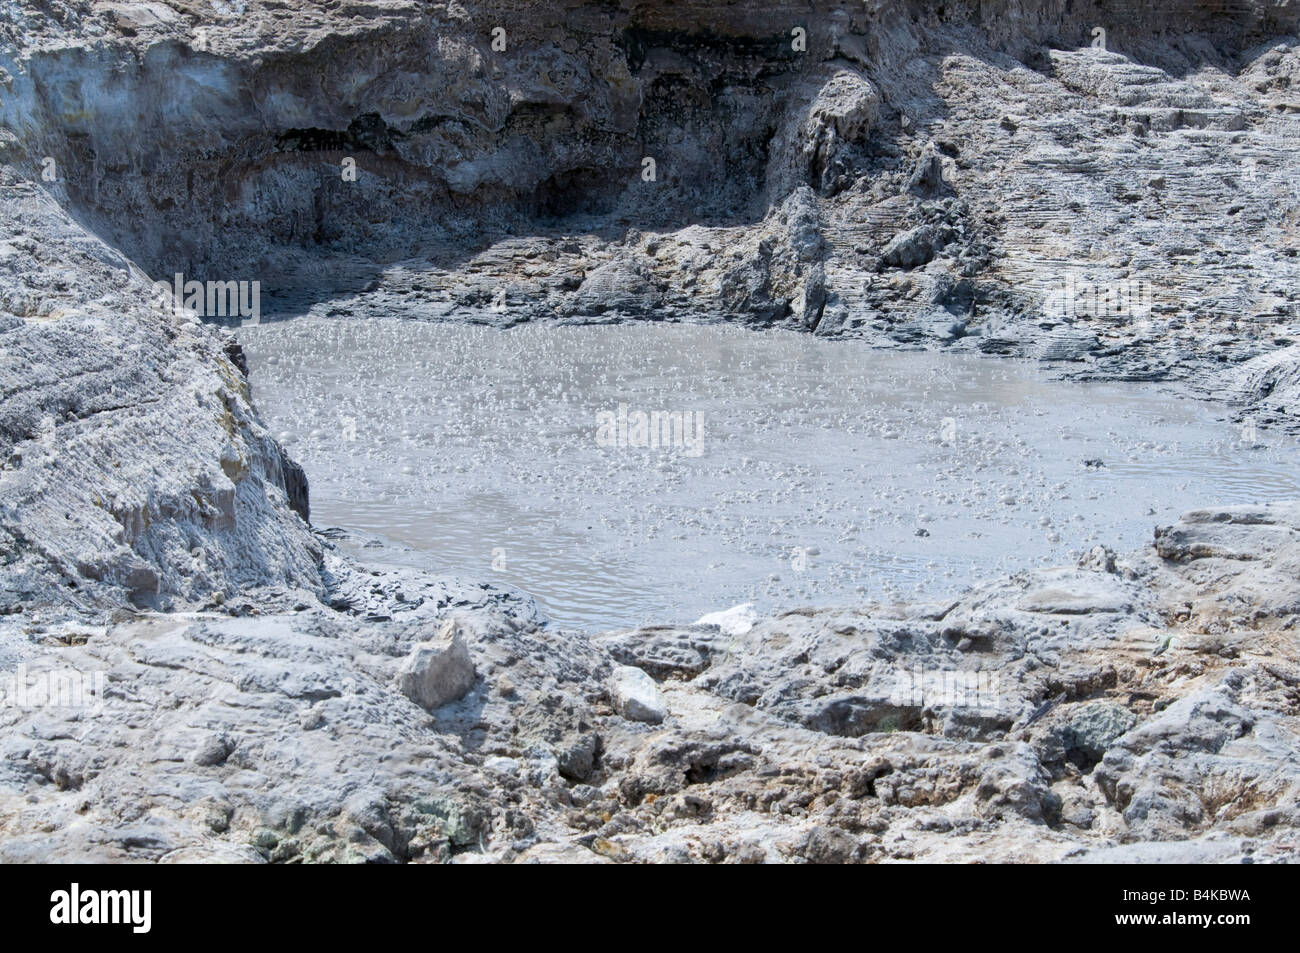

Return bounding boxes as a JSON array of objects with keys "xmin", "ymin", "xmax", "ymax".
[{"xmin": 0, "ymin": 1, "xmax": 1299, "ymax": 862}]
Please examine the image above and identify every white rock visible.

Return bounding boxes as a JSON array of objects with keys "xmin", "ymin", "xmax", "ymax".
[
  {"xmin": 395, "ymin": 622, "xmax": 476, "ymax": 710},
  {"xmin": 484, "ymin": 756, "xmax": 521, "ymax": 776},
  {"xmin": 695, "ymin": 603, "xmax": 759, "ymax": 636},
  {"xmin": 610, "ymin": 665, "xmax": 667, "ymax": 723}
]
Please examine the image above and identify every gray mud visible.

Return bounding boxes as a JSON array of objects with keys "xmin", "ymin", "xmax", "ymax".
[{"xmin": 243, "ymin": 318, "xmax": 1300, "ymax": 629}]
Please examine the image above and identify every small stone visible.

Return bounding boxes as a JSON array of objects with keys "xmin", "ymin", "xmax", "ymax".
[
  {"xmin": 1067, "ymin": 702, "xmax": 1138, "ymax": 762},
  {"xmin": 803, "ymin": 826, "xmax": 864, "ymax": 863},
  {"xmin": 190, "ymin": 733, "xmax": 231, "ymax": 767},
  {"xmin": 609, "ymin": 665, "xmax": 667, "ymax": 724},
  {"xmin": 555, "ymin": 733, "xmax": 599, "ymax": 782},
  {"xmin": 395, "ymin": 621, "xmax": 476, "ymax": 710}
]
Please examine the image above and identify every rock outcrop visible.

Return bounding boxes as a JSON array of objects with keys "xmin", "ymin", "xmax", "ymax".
[
  {"xmin": 0, "ymin": 179, "xmax": 322, "ymax": 613},
  {"xmin": 1, "ymin": 2, "xmax": 1297, "ymax": 378}
]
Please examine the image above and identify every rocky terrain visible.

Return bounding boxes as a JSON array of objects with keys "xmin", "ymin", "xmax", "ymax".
[
  {"xmin": 1, "ymin": 0, "xmax": 1299, "ymax": 862},
  {"xmin": 6, "ymin": 0, "xmax": 1300, "ymax": 378},
  {"xmin": 2, "ymin": 506, "xmax": 1298, "ymax": 863}
]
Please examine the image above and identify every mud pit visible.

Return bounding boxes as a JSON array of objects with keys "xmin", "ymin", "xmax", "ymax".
[{"xmin": 243, "ymin": 318, "xmax": 1300, "ymax": 630}]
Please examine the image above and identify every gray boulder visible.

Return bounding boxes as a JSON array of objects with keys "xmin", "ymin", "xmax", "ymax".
[
  {"xmin": 395, "ymin": 621, "xmax": 476, "ymax": 710},
  {"xmin": 610, "ymin": 665, "xmax": 667, "ymax": 724}
]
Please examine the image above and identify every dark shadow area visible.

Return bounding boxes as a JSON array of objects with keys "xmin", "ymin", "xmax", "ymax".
[{"xmin": 27, "ymin": 1, "xmax": 1300, "ymax": 322}]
